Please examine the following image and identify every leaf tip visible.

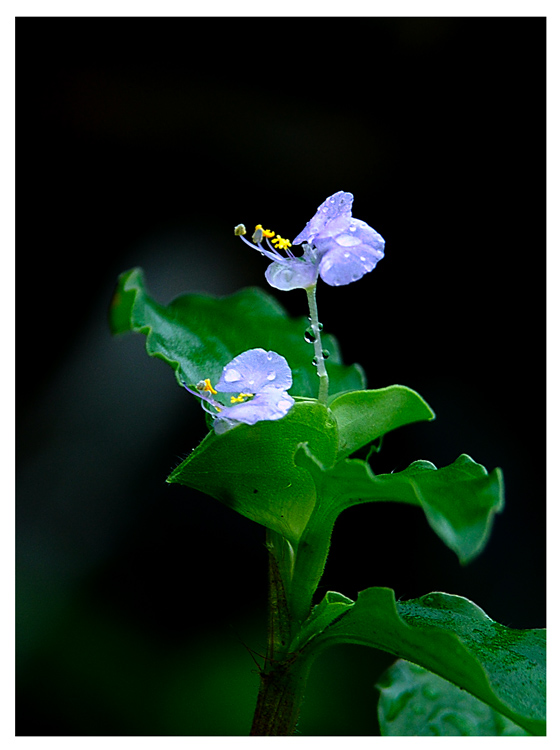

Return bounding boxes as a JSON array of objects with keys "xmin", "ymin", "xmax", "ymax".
[{"xmin": 109, "ymin": 267, "xmax": 146, "ymax": 336}]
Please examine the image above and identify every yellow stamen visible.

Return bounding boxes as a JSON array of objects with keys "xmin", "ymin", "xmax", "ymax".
[
  {"xmin": 201, "ymin": 378, "xmax": 217, "ymax": 395},
  {"xmin": 230, "ymin": 393, "xmax": 253, "ymax": 403},
  {"xmin": 255, "ymin": 224, "xmax": 275, "ymax": 239},
  {"xmin": 272, "ymin": 235, "xmax": 292, "ymax": 251},
  {"xmin": 234, "ymin": 224, "xmax": 247, "ymax": 236}
]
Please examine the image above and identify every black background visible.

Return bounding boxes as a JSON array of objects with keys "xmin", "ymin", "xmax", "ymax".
[{"xmin": 16, "ymin": 17, "xmax": 545, "ymax": 736}]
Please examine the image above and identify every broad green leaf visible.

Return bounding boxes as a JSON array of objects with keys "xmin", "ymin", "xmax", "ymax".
[
  {"xmin": 295, "ymin": 448, "xmax": 504, "ymax": 563},
  {"xmin": 329, "ymin": 386, "xmax": 435, "ymax": 459},
  {"xmin": 109, "ymin": 267, "xmax": 365, "ymax": 398},
  {"xmin": 305, "ymin": 588, "xmax": 545, "ymax": 736},
  {"xmin": 166, "ymin": 400, "xmax": 338, "ymax": 543},
  {"xmin": 377, "ymin": 659, "xmax": 528, "ymax": 735}
]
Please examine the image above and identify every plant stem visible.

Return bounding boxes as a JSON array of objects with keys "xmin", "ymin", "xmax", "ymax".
[
  {"xmin": 305, "ymin": 284, "xmax": 329, "ymax": 404},
  {"xmin": 250, "ymin": 279, "xmax": 333, "ymax": 733},
  {"xmin": 249, "ymin": 654, "xmax": 312, "ymax": 735},
  {"xmin": 249, "ymin": 529, "xmax": 311, "ymax": 735}
]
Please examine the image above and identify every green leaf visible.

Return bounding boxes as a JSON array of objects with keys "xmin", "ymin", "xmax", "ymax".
[
  {"xmin": 293, "ymin": 590, "xmax": 355, "ymax": 652},
  {"xmin": 377, "ymin": 659, "xmax": 529, "ymax": 735},
  {"xmin": 329, "ymin": 386, "xmax": 435, "ymax": 459},
  {"xmin": 306, "ymin": 588, "xmax": 545, "ymax": 736},
  {"xmin": 167, "ymin": 400, "xmax": 339, "ymax": 544},
  {"xmin": 295, "ymin": 448, "xmax": 504, "ymax": 563},
  {"xmin": 109, "ymin": 267, "xmax": 365, "ymax": 398}
]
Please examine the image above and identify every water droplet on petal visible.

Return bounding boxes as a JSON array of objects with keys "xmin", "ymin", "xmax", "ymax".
[
  {"xmin": 224, "ymin": 369, "xmax": 241, "ymax": 383},
  {"xmin": 267, "ymin": 371, "xmax": 276, "ymax": 381}
]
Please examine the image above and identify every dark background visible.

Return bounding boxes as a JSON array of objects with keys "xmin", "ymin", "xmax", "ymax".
[{"xmin": 16, "ymin": 17, "xmax": 545, "ymax": 736}]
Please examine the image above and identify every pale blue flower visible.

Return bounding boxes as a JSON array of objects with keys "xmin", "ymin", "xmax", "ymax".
[
  {"xmin": 183, "ymin": 348, "xmax": 294, "ymax": 434},
  {"xmin": 292, "ymin": 191, "xmax": 385, "ymax": 287},
  {"xmin": 236, "ymin": 191, "xmax": 385, "ymax": 290}
]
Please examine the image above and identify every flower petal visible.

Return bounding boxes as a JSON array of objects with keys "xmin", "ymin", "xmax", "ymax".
[
  {"xmin": 215, "ymin": 348, "xmax": 293, "ymax": 393},
  {"xmin": 264, "ymin": 257, "xmax": 319, "ymax": 291},
  {"xmin": 319, "ymin": 243, "xmax": 384, "ymax": 286},
  {"xmin": 292, "ymin": 191, "xmax": 354, "ymax": 245},
  {"xmin": 215, "ymin": 389, "xmax": 295, "ymax": 431}
]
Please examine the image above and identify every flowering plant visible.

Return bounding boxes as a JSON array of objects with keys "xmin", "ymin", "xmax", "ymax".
[{"xmin": 110, "ymin": 192, "xmax": 545, "ymax": 736}]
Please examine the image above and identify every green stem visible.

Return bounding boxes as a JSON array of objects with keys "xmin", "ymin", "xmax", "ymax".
[
  {"xmin": 305, "ymin": 284, "xmax": 329, "ymax": 404},
  {"xmin": 250, "ymin": 529, "xmax": 311, "ymax": 735},
  {"xmin": 249, "ymin": 654, "xmax": 312, "ymax": 735}
]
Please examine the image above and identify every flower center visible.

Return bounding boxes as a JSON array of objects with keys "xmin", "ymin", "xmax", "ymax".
[
  {"xmin": 196, "ymin": 378, "xmax": 217, "ymax": 395},
  {"xmin": 230, "ymin": 393, "xmax": 254, "ymax": 404},
  {"xmin": 235, "ymin": 223, "xmax": 295, "ymax": 260}
]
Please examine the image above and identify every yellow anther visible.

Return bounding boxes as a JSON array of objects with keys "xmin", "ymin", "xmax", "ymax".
[
  {"xmin": 253, "ymin": 224, "xmax": 275, "ymax": 244},
  {"xmin": 234, "ymin": 224, "xmax": 247, "ymax": 236},
  {"xmin": 201, "ymin": 378, "xmax": 217, "ymax": 395},
  {"xmin": 230, "ymin": 393, "xmax": 252, "ymax": 403},
  {"xmin": 272, "ymin": 235, "xmax": 292, "ymax": 251},
  {"xmin": 255, "ymin": 224, "xmax": 275, "ymax": 239}
]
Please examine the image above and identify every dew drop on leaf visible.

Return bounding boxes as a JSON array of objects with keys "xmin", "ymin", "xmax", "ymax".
[
  {"xmin": 385, "ymin": 689, "xmax": 414, "ymax": 721},
  {"xmin": 422, "ymin": 684, "xmax": 440, "ymax": 700}
]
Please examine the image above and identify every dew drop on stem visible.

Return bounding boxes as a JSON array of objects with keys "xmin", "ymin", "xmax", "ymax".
[{"xmin": 304, "ymin": 326, "xmax": 317, "ymax": 343}]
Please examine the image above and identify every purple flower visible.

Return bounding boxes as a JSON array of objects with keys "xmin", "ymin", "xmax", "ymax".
[
  {"xmin": 292, "ymin": 191, "xmax": 385, "ymax": 287},
  {"xmin": 183, "ymin": 348, "xmax": 295, "ymax": 434},
  {"xmin": 235, "ymin": 191, "xmax": 385, "ymax": 290}
]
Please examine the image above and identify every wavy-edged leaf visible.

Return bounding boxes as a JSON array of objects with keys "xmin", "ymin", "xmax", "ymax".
[
  {"xmin": 377, "ymin": 659, "xmax": 529, "ymax": 735},
  {"xmin": 167, "ymin": 400, "xmax": 338, "ymax": 544},
  {"xmin": 305, "ymin": 588, "xmax": 545, "ymax": 736},
  {"xmin": 295, "ymin": 447, "xmax": 504, "ymax": 564},
  {"xmin": 109, "ymin": 267, "xmax": 365, "ymax": 398},
  {"xmin": 329, "ymin": 386, "xmax": 435, "ymax": 459}
]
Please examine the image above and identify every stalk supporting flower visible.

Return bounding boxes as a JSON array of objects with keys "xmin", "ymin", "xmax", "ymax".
[
  {"xmin": 182, "ymin": 348, "xmax": 294, "ymax": 434},
  {"xmin": 306, "ymin": 284, "xmax": 329, "ymax": 404}
]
